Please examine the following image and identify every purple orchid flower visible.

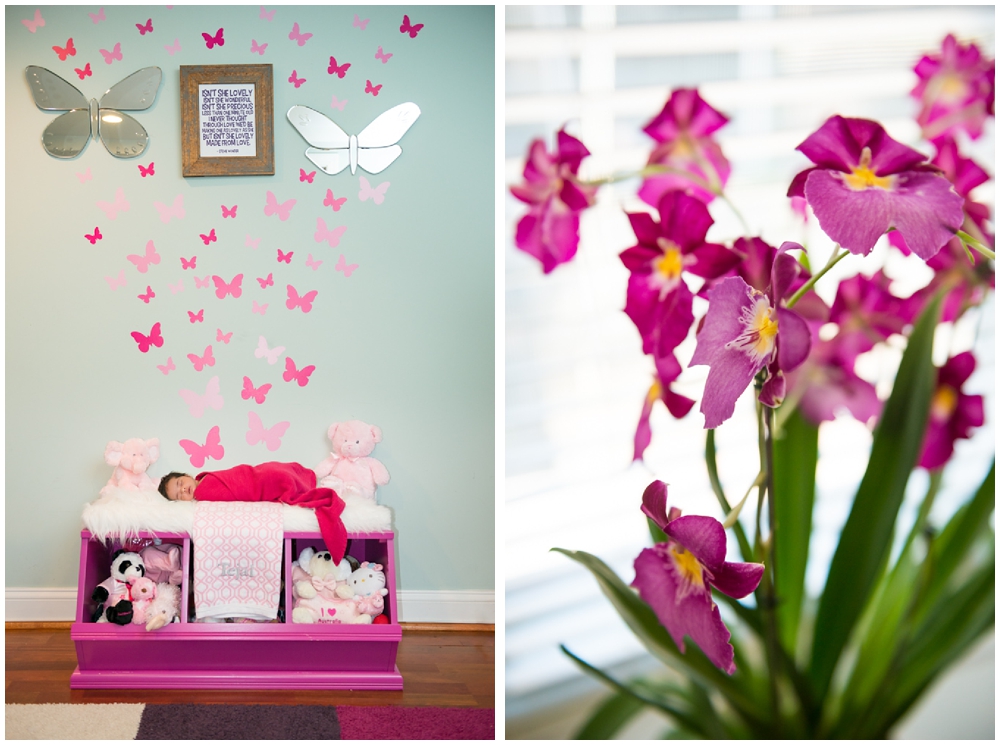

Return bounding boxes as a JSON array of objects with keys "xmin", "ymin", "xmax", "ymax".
[
  {"xmin": 621, "ymin": 190, "xmax": 741, "ymax": 358},
  {"xmin": 689, "ymin": 242, "xmax": 812, "ymax": 429},
  {"xmin": 632, "ymin": 481, "xmax": 764, "ymax": 675},
  {"xmin": 787, "ymin": 115, "xmax": 965, "ymax": 261},
  {"xmin": 638, "ymin": 88, "xmax": 732, "ymax": 207},
  {"xmin": 510, "ymin": 129, "xmax": 598, "ymax": 274},
  {"xmin": 633, "ymin": 351, "xmax": 696, "ymax": 461},
  {"xmin": 785, "ymin": 335, "xmax": 882, "ymax": 428},
  {"xmin": 912, "ymin": 33, "xmax": 995, "ymax": 144},
  {"xmin": 918, "ymin": 351, "xmax": 985, "ymax": 470},
  {"xmin": 828, "ymin": 270, "xmax": 913, "ymax": 360}
]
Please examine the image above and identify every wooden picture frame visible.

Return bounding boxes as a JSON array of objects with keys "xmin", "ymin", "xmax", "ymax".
[{"xmin": 180, "ymin": 64, "xmax": 274, "ymax": 177}]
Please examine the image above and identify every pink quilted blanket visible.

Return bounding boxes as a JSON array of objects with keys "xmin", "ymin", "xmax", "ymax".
[{"xmin": 192, "ymin": 502, "xmax": 283, "ymax": 621}]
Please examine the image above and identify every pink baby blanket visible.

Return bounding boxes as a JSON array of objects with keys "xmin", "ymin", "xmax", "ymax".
[{"xmin": 192, "ymin": 502, "xmax": 283, "ymax": 621}]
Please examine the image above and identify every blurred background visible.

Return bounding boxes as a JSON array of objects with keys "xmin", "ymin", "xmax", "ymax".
[{"xmin": 504, "ymin": 5, "xmax": 994, "ymax": 739}]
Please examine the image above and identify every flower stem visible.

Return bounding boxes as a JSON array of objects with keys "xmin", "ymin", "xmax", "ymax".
[
  {"xmin": 786, "ymin": 247, "xmax": 849, "ymax": 309},
  {"xmin": 956, "ymin": 229, "xmax": 996, "ymax": 261}
]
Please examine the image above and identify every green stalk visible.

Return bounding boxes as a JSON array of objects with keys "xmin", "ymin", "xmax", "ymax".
[
  {"xmin": 786, "ymin": 247, "xmax": 849, "ymax": 309},
  {"xmin": 956, "ymin": 229, "xmax": 996, "ymax": 261}
]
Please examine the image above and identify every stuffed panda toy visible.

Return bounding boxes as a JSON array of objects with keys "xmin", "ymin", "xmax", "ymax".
[{"xmin": 91, "ymin": 550, "xmax": 145, "ymax": 625}]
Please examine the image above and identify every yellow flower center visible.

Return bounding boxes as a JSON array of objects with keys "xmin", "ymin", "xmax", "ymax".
[
  {"xmin": 646, "ymin": 379, "xmax": 663, "ymax": 404},
  {"xmin": 726, "ymin": 293, "xmax": 779, "ymax": 366},
  {"xmin": 932, "ymin": 73, "xmax": 971, "ymax": 105},
  {"xmin": 843, "ymin": 146, "xmax": 895, "ymax": 191},
  {"xmin": 670, "ymin": 544, "xmax": 707, "ymax": 601},
  {"xmin": 930, "ymin": 384, "xmax": 958, "ymax": 422},
  {"xmin": 655, "ymin": 240, "xmax": 684, "ymax": 282}
]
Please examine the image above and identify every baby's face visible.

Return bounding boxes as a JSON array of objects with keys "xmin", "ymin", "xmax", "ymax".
[{"xmin": 167, "ymin": 475, "xmax": 197, "ymax": 501}]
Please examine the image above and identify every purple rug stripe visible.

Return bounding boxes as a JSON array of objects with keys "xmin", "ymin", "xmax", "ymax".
[
  {"xmin": 336, "ymin": 705, "xmax": 495, "ymax": 740},
  {"xmin": 134, "ymin": 704, "xmax": 340, "ymax": 740}
]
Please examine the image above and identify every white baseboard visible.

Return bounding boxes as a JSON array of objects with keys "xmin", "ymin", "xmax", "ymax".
[{"xmin": 5, "ymin": 588, "xmax": 494, "ymax": 625}]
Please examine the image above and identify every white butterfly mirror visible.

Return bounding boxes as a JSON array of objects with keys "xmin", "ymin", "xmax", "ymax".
[
  {"xmin": 25, "ymin": 65, "xmax": 162, "ymax": 159},
  {"xmin": 286, "ymin": 102, "xmax": 420, "ymax": 175}
]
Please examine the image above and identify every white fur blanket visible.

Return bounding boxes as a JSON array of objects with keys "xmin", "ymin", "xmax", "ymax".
[{"xmin": 82, "ymin": 487, "xmax": 392, "ymax": 541}]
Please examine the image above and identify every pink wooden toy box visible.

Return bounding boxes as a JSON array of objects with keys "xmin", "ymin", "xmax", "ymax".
[{"xmin": 70, "ymin": 529, "xmax": 402, "ymax": 689}]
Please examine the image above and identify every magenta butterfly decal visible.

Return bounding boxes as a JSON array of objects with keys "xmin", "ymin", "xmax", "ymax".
[
  {"xmin": 200, "ymin": 228, "xmax": 217, "ymax": 245},
  {"xmin": 359, "ymin": 176, "xmax": 389, "ymax": 205},
  {"xmin": 277, "ymin": 249, "xmax": 293, "ymax": 264},
  {"xmin": 212, "ymin": 274, "xmax": 243, "ymax": 299},
  {"xmin": 97, "ymin": 187, "xmax": 129, "ymax": 220},
  {"xmin": 194, "ymin": 275, "xmax": 210, "ymax": 289},
  {"xmin": 180, "ymin": 375, "xmax": 223, "ymax": 418},
  {"xmin": 353, "ymin": 14, "xmax": 368, "ymax": 30},
  {"xmin": 251, "ymin": 39, "xmax": 267, "ymax": 55},
  {"xmin": 88, "ymin": 8, "xmax": 104, "ymax": 24},
  {"xmin": 75, "ymin": 62, "xmax": 93, "ymax": 80},
  {"xmin": 365, "ymin": 80, "xmax": 382, "ymax": 97},
  {"xmin": 187, "ymin": 345, "xmax": 215, "ymax": 372},
  {"xmin": 202, "ymin": 28, "xmax": 224, "ymax": 49},
  {"xmin": 169, "ymin": 280, "xmax": 184, "ymax": 294},
  {"xmin": 99, "ymin": 42, "xmax": 123, "ymax": 64},
  {"xmin": 217, "ymin": 328, "xmax": 233, "ymax": 344},
  {"xmin": 323, "ymin": 189, "xmax": 347, "ymax": 211},
  {"xmin": 127, "ymin": 240, "xmax": 161, "ymax": 273},
  {"xmin": 105, "ymin": 269, "xmax": 126, "ymax": 290},
  {"xmin": 154, "ymin": 194, "xmax": 184, "ymax": 223},
  {"xmin": 375, "ymin": 46, "xmax": 392, "ymax": 63},
  {"xmin": 138, "ymin": 286, "xmax": 155, "ymax": 304},
  {"xmin": 53, "ymin": 38, "xmax": 77, "ymax": 61},
  {"xmin": 85, "ymin": 227, "xmax": 103, "ymax": 244},
  {"xmin": 252, "ymin": 301, "xmax": 268, "ymax": 316},
  {"xmin": 22, "ymin": 9, "xmax": 45, "ymax": 32},
  {"xmin": 179, "ymin": 425, "xmax": 224, "ymax": 468},
  {"xmin": 138, "ymin": 162, "xmax": 154, "ymax": 177},
  {"xmin": 288, "ymin": 21, "xmax": 312, "ymax": 46},
  {"xmin": 131, "ymin": 322, "xmax": 164, "ymax": 353},
  {"xmin": 221, "ymin": 205, "xmax": 237, "ymax": 218},
  {"xmin": 77, "ymin": 167, "xmax": 93, "ymax": 183},
  {"xmin": 260, "ymin": 6, "xmax": 275, "ymax": 21},
  {"xmin": 283, "ymin": 357, "xmax": 315, "ymax": 387},
  {"xmin": 288, "ymin": 70, "xmax": 306, "ymax": 88},
  {"xmin": 286, "ymin": 284, "xmax": 317, "ymax": 313},
  {"xmin": 314, "ymin": 217, "xmax": 346, "ymax": 247},
  {"xmin": 299, "ymin": 169, "xmax": 316, "ymax": 183},
  {"xmin": 328, "ymin": 56, "xmax": 350, "ymax": 78},
  {"xmin": 264, "ymin": 191, "xmax": 295, "ymax": 220},
  {"xmin": 188, "ymin": 309, "xmax": 204, "ymax": 324},
  {"xmin": 400, "ymin": 14, "xmax": 423, "ymax": 38},
  {"xmin": 164, "ymin": 38, "xmax": 181, "ymax": 55},
  {"xmin": 335, "ymin": 254, "xmax": 359, "ymax": 278},
  {"xmin": 181, "ymin": 256, "xmax": 197, "ymax": 269},
  {"xmin": 306, "ymin": 254, "xmax": 322, "ymax": 271},
  {"xmin": 136, "ymin": 18, "xmax": 153, "ymax": 35},
  {"xmin": 255, "ymin": 336, "xmax": 285, "ymax": 364},
  {"xmin": 246, "ymin": 411, "xmax": 289, "ymax": 451},
  {"xmin": 257, "ymin": 272, "xmax": 274, "ymax": 288},
  {"xmin": 241, "ymin": 376, "xmax": 272, "ymax": 404},
  {"xmin": 330, "ymin": 94, "xmax": 347, "ymax": 111},
  {"xmin": 157, "ymin": 357, "xmax": 175, "ymax": 375}
]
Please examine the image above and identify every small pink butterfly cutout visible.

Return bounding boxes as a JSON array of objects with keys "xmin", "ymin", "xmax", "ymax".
[
  {"xmin": 260, "ymin": 6, "xmax": 275, "ymax": 21},
  {"xmin": 247, "ymin": 411, "xmax": 289, "ymax": 451},
  {"xmin": 212, "ymin": 274, "xmax": 243, "ymax": 299},
  {"xmin": 252, "ymin": 301, "xmax": 268, "ymax": 315},
  {"xmin": 257, "ymin": 272, "xmax": 274, "ymax": 288},
  {"xmin": 328, "ymin": 56, "xmax": 350, "ymax": 78},
  {"xmin": 202, "ymin": 28, "xmax": 224, "ymax": 49},
  {"xmin": 255, "ymin": 336, "xmax": 285, "ymax": 364},
  {"xmin": 154, "ymin": 194, "xmax": 184, "ymax": 223},
  {"xmin": 127, "ymin": 240, "xmax": 160, "ymax": 273},
  {"xmin": 365, "ymin": 79, "xmax": 382, "ymax": 96},
  {"xmin": 286, "ymin": 284, "xmax": 317, "ymax": 313},
  {"xmin": 188, "ymin": 309, "xmax": 204, "ymax": 324},
  {"xmin": 375, "ymin": 46, "xmax": 392, "ymax": 63},
  {"xmin": 299, "ymin": 168, "xmax": 316, "ymax": 183},
  {"xmin": 251, "ymin": 39, "xmax": 267, "ymax": 55},
  {"xmin": 138, "ymin": 286, "xmax": 155, "ymax": 303},
  {"xmin": 181, "ymin": 256, "xmax": 197, "ymax": 269},
  {"xmin": 105, "ymin": 269, "xmax": 126, "ymax": 289},
  {"xmin": 283, "ymin": 357, "xmax": 316, "ymax": 387},
  {"xmin": 179, "ymin": 425, "xmax": 224, "ymax": 468},
  {"xmin": 353, "ymin": 14, "xmax": 368, "ymax": 30},
  {"xmin": 245, "ymin": 235, "xmax": 261, "ymax": 250},
  {"xmin": 400, "ymin": 14, "xmax": 423, "ymax": 38},
  {"xmin": 131, "ymin": 322, "xmax": 164, "ymax": 353},
  {"xmin": 216, "ymin": 328, "xmax": 233, "ymax": 344},
  {"xmin": 314, "ymin": 217, "xmax": 346, "ymax": 247},
  {"xmin": 22, "ymin": 9, "xmax": 45, "ymax": 33},
  {"xmin": 241, "ymin": 377, "xmax": 272, "ymax": 404},
  {"xmin": 136, "ymin": 18, "xmax": 153, "ymax": 35},
  {"xmin": 359, "ymin": 176, "xmax": 389, "ymax": 205},
  {"xmin": 75, "ymin": 62, "xmax": 93, "ymax": 80},
  {"xmin": 264, "ymin": 191, "xmax": 295, "ymax": 220},
  {"xmin": 85, "ymin": 227, "xmax": 102, "ymax": 244},
  {"xmin": 306, "ymin": 254, "xmax": 322, "ymax": 271},
  {"xmin": 323, "ymin": 189, "xmax": 347, "ymax": 211},
  {"xmin": 179, "ymin": 375, "xmax": 223, "ymax": 418},
  {"xmin": 99, "ymin": 42, "xmax": 122, "ymax": 64},
  {"xmin": 288, "ymin": 70, "xmax": 306, "ymax": 88},
  {"xmin": 336, "ymin": 255, "xmax": 359, "ymax": 277},
  {"xmin": 221, "ymin": 205, "xmax": 237, "ymax": 218},
  {"xmin": 77, "ymin": 168, "xmax": 93, "ymax": 183},
  {"xmin": 194, "ymin": 275, "xmax": 210, "ymax": 289},
  {"xmin": 164, "ymin": 38, "xmax": 181, "ymax": 55},
  {"xmin": 88, "ymin": 8, "xmax": 104, "ymax": 24},
  {"xmin": 53, "ymin": 38, "xmax": 76, "ymax": 61},
  {"xmin": 288, "ymin": 21, "xmax": 312, "ymax": 46},
  {"xmin": 97, "ymin": 187, "xmax": 129, "ymax": 220},
  {"xmin": 138, "ymin": 162, "xmax": 154, "ymax": 177},
  {"xmin": 200, "ymin": 228, "xmax": 217, "ymax": 245},
  {"xmin": 157, "ymin": 357, "xmax": 175, "ymax": 375},
  {"xmin": 187, "ymin": 345, "xmax": 215, "ymax": 371},
  {"xmin": 276, "ymin": 248, "xmax": 293, "ymax": 264},
  {"xmin": 169, "ymin": 280, "xmax": 184, "ymax": 294},
  {"xmin": 330, "ymin": 95, "xmax": 347, "ymax": 111}
]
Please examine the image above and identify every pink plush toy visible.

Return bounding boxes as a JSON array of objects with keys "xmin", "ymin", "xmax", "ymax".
[
  {"xmin": 291, "ymin": 547, "xmax": 371, "ymax": 624},
  {"xmin": 314, "ymin": 420, "xmax": 390, "ymax": 501},
  {"xmin": 103, "ymin": 438, "xmax": 160, "ymax": 492},
  {"xmin": 128, "ymin": 576, "xmax": 158, "ymax": 625},
  {"xmin": 348, "ymin": 562, "xmax": 389, "ymax": 621}
]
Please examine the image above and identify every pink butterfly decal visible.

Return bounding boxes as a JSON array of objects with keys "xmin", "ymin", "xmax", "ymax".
[
  {"xmin": 335, "ymin": 254, "xmax": 359, "ymax": 277},
  {"xmin": 255, "ymin": 336, "xmax": 284, "ymax": 364},
  {"xmin": 264, "ymin": 191, "xmax": 295, "ymax": 221},
  {"xmin": 306, "ymin": 254, "xmax": 322, "ymax": 271},
  {"xmin": 241, "ymin": 376, "xmax": 272, "ymax": 404},
  {"xmin": 164, "ymin": 38, "xmax": 181, "ymax": 55},
  {"xmin": 97, "ymin": 187, "xmax": 129, "ymax": 220},
  {"xmin": 277, "ymin": 249, "xmax": 293, "ymax": 264},
  {"xmin": 283, "ymin": 357, "xmax": 316, "ymax": 387},
  {"xmin": 188, "ymin": 309, "xmax": 204, "ymax": 324},
  {"xmin": 260, "ymin": 6, "xmax": 275, "ymax": 21},
  {"xmin": 365, "ymin": 79, "xmax": 382, "ymax": 96},
  {"xmin": 23, "ymin": 8, "xmax": 45, "ymax": 33},
  {"xmin": 179, "ymin": 375, "xmax": 224, "ymax": 418},
  {"xmin": 85, "ymin": 227, "xmax": 103, "ymax": 244},
  {"xmin": 187, "ymin": 345, "xmax": 215, "ymax": 372},
  {"xmin": 131, "ymin": 322, "xmax": 164, "ymax": 353},
  {"xmin": 136, "ymin": 18, "xmax": 153, "ymax": 35},
  {"xmin": 252, "ymin": 301, "xmax": 268, "ymax": 315},
  {"xmin": 314, "ymin": 217, "xmax": 346, "ymax": 247},
  {"xmin": 88, "ymin": 8, "xmax": 104, "ymax": 24},
  {"xmin": 105, "ymin": 269, "xmax": 126, "ymax": 290},
  {"xmin": 194, "ymin": 275, "xmax": 210, "ymax": 289},
  {"xmin": 358, "ymin": 176, "xmax": 389, "ymax": 205},
  {"xmin": 138, "ymin": 286, "xmax": 155, "ymax": 304},
  {"xmin": 288, "ymin": 70, "xmax": 306, "ymax": 88},
  {"xmin": 375, "ymin": 46, "xmax": 392, "ymax": 63},
  {"xmin": 99, "ymin": 42, "xmax": 123, "ymax": 64},
  {"xmin": 257, "ymin": 272, "xmax": 274, "ymax": 288},
  {"xmin": 77, "ymin": 168, "xmax": 93, "ymax": 183},
  {"xmin": 200, "ymin": 228, "xmax": 217, "ymax": 245},
  {"xmin": 245, "ymin": 236, "xmax": 261, "ymax": 251},
  {"xmin": 154, "ymin": 194, "xmax": 184, "ymax": 223},
  {"xmin": 330, "ymin": 95, "xmax": 347, "ymax": 111},
  {"xmin": 169, "ymin": 280, "xmax": 184, "ymax": 294},
  {"xmin": 221, "ymin": 205, "xmax": 237, "ymax": 218},
  {"xmin": 75, "ymin": 62, "xmax": 93, "ymax": 80},
  {"xmin": 353, "ymin": 14, "xmax": 369, "ymax": 30},
  {"xmin": 127, "ymin": 240, "xmax": 161, "ymax": 273},
  {"xmin": 286, "ymin": 284, "xmax": 318, "ymax": 313},
  {"xmin": 138, "ymin": 162, "xmax": 154, "ymax": 177},
  {"xmin": 212, "ymin": 274, "xmax": 243, "ymax": 299},
  {"xmin": 288, "ymin": 21, "xmax": 312, "ymax": 46},
  {"xmin": 216, "ymin": 328, "xmax": 233, "ymax": 344},
  {"xmin": 246, "ymin": 411, "xmax": 289, "ymax": 451},
  {"xmin": 156, "ymin": 357, "xmax": 175, "ymax": 375},
  {"xmin": 53, "ymin": 38, "xmax": 77, "ymax": 61},
  {"xmin": 202, "ymin": 28, "xmax": 224, "ymax": 49},
  {"xmin": 299, "ymin": 169, "xmax": 316, "ymax": 183},
  {"xmin": 251, "ymin": 39, "xmax": 267, "ymax": 55},
  {"xmin": 328, "ymin": 56, "xmax": 351, "ymax": 78},
  {"xmin": 323, "ymin": 189, "xmax": 347, "ymax": 211},
  {"xmin": 179, "ymin": 425, "xmax": 224, "ymax": 468},
  {"xmin": 181, "ymin": 256, "xmax": 197, "ymax": 269},
  {"xmin": 400, "ymin": 14, "xmax": 423, "ymax": 38}
]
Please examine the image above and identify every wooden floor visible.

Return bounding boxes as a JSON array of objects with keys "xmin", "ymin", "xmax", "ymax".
[{"xmin": 5, "ymin": 623, "xmax": 493, "ymax": 708}]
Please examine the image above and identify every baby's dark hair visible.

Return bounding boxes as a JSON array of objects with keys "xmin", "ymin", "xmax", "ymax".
[{"xmin": 158, "ymin": 472, "xmax": 189, "ymax": 500}]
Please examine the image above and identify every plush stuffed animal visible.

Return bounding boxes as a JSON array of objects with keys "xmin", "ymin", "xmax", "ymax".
[
  {"xmin": 92, "ymin": 550, "xmax": 145, "ymax": 625},
  {"xmin": 141, "ymin": 582, "xmax": 180, "ymax": 631},
  {"xmin": 103, "ymin": 438, "xmax": 160, "ymax": 492},
  {"xmin": 128, "ymin": 576, "xmax": 158, "ymax": 625},
  {"xmin": 348, "ymin": 562, "xmax": 389, "ymax": 621},
  {"xmin": 291, "ymin": 547, "xmax": 371, "ymax": 624},
  {"xmin": 314, "ymin": 420, "xmax": 390, "ymax": 501}
]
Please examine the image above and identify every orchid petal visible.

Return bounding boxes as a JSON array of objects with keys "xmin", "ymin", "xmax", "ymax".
[
  {"xmin": 640, "ymin": 480, "xmax": 670, "ymax": 531},
  {"xmin": 710, "ymin": 560, "xmax": 765, "ymax": 599},
  {"xmin": 663, "ymin": 514, "xmax": 727, "ymax": 569}
]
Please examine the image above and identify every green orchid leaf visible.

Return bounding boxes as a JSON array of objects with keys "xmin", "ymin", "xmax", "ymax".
[{"xmin": 573, "ymin": 689, "xmax": 646, "ymax": 740}]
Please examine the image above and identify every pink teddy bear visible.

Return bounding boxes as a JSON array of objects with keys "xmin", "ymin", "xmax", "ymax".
[
  {"xmin": 128, "ymin": 576, "xmax": 158, "ymax": 626},
  {"xmin": 103, "ymin": 437, "xmax": 160, "ymax": 492},
  {"xmin": 314, "ymin": 420, "xmax": 390, "ymax": 501}
]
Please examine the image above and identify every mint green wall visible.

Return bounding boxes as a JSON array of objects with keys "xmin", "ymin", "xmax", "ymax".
[{"xmin": 5, "ymin": 5, "xmax": 495, "ymax": 591}]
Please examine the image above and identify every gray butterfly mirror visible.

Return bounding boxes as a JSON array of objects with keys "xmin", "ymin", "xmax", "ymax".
[{"xmin": 25, "ymin": 65, "xmax": 162, "ymax": 159}]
